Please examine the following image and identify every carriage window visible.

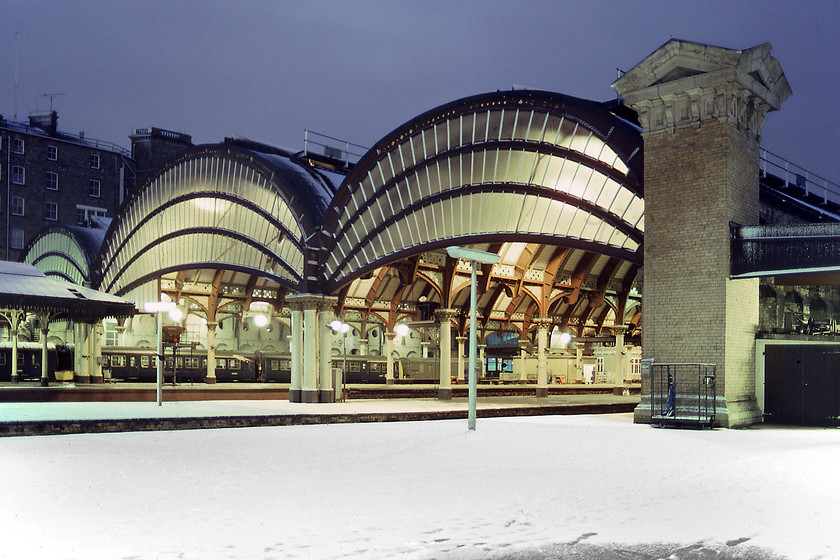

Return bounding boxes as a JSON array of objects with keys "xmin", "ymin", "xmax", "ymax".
[
  {"xmin": 140, "ymin": 355, "xmax": 149, "ymax": 368},
  {"xmin": 270, "ymin": 359, "xmax": 279, "ymax": 371},
  {"xmin": 0, "ymin": 354, "xmax": 5, "ymax": 365},
  {"xmin": 230, "ymin": 359, "xmax": 240, "ymax": 370},
  {"xmin": 32, "ymin": 355, "xmax": 40, "ymax": 366},
  {"xmin": 166, "ymin": 357, "xmax": 174, "ymax": 368},
  {"xmin": 113, "ymin": 355, "xmax": 125, "ymax": 367},
  {"xmin": 281, "ymin": 359, "xmax": 291, "ymax": 370},
  {"xmin": 176, "ymin": 357, "xmax": 183, "ymax": 368},
  {"xmin": 130, "ymin": 357, "xmax": 136, "ymax": 367},
  {"xmin": 186, "ymin": 357, "xmax": 199, "ymax": 369},
  {"xmin": 350, "ymin": 361, "xmax": 361, "ymax": 372},
  {"xmin": 216, "ymin": 358, "xmax": 226, "ymax": 368}
]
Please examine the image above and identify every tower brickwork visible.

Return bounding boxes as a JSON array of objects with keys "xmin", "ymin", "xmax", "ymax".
[{"xmin": 614, "ymin": 40, "xmax": 791, "ymax": 427}]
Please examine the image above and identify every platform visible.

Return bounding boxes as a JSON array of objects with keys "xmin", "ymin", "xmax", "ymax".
[{"xmin": 0, "ymin": 382, "xmax": 640, "ymax": 436}]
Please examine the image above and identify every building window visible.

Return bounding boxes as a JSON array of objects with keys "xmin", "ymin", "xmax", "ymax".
[
  {"xmin": 46, "ymin": 172, "xmax": 59, "ymax": 191},
  {"xmin": 47, "ymin": 145, "xmax": 58, "ymax": 160},
  {"xmin": 12, "ymin": 138, "xmax": 24, "ymax": 154},
  {"xmin": 89, "ymin": 153, "xmax": 100, "ymax": 169},
  {"xmin": 10, "ymin": 229, "xmax": 24, "ymax": 250},
  {"xmin": 11, "ymin": 166, "xmax": 25, "ymax": 185},
  {"xmin": 44, "ymin": 202, "xmax": 58, "ymax": 221},
  {"xmin": 103, "ymin": 319, "xmax": 118, "ymax": 346},
  {"xmin": 88, "ymin": 179, "xmax": 101, "ymax": 198},
  {"xmin": 77, "ymin": 205, "xmax": 106, "ymax": 225},
  {"xmin": 11, "ymin": 197, "xmax": 24, "ymax": 216}
]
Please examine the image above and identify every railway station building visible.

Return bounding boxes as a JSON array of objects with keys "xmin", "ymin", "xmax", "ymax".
[{"xmin": 8, "ymin": 38, "xmax": 840, "ymax": 427}]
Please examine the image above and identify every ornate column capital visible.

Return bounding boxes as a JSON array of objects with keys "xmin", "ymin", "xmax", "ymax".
[{"xmin": 434, "ymin": 308, "xmax": 459, "ymax": 321}]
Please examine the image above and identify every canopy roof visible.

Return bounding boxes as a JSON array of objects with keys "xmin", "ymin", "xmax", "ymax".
[{"xmin": 0, "ymin": 262, "xmax": 135, "ymax": 321}]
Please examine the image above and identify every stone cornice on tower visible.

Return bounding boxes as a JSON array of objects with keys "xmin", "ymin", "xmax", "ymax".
[{"xmin": 612, "ymin": 39, "xmax": 792, "ymax": 138}]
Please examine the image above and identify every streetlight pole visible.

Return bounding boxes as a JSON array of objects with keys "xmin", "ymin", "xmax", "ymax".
[
  {"xmin": 145, "ymin": 300, "xmax": 177, "ymax": 406},
  {"xmin": 446, "ymin": 246, "xmax": 500, "ymax": 430}
]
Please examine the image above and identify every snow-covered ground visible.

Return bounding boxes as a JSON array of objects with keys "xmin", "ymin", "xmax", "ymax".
[{"xmin": 1, "ymin": 413, "xmax": 837, "ymax": 559}]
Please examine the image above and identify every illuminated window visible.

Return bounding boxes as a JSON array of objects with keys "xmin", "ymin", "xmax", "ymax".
[{"xmin": 46, "ymin": 172, "xmax": 59, "ymax": 190}]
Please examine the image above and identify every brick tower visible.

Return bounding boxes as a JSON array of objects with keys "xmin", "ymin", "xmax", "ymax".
[{"xmin": 613, "ymin": 40, "xmax": 791, "ymax": 427}]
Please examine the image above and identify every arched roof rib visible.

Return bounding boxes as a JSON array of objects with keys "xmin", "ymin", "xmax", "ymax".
[
  {"xmin": 96, "ymin": 144, "xmax": 331, "ymax": 301},
  {"xmin": 322, "ymin": 90, "xmax": 644, "ymax": 293}
]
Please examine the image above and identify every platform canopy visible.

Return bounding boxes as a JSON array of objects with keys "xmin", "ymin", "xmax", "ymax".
[{"xmin": 0, "ymin": 261, "xmax": 135, "ymax": 322}]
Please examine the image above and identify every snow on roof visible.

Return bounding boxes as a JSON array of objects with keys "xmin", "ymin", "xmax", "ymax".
[{"xmin": 0, "ymin": 261, "xmax": 135, "ymax": 319}]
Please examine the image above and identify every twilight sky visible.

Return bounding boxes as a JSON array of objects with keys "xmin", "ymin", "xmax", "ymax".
[{"xmin": 4, "ymin": 1, "xmax": 840, "ymax": 183}]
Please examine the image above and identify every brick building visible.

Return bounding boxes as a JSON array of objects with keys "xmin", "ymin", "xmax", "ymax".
[
  {"xmin": 1, "ymin": 112, "xmax": 193, "ymax": 263},
  {"xmin": 1, "ymin": 111, "xmax": 133, "ymax": 261}
]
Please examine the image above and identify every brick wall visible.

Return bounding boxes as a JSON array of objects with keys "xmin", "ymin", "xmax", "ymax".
[{"xmin": 642, "ymin": 120, "xmax": 761, "ymax": 426}]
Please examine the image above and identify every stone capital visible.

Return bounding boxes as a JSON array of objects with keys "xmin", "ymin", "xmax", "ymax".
[
  {"xmin": 532, "ymin": 317, "xmax": 553, "ymax": 328},
  {"xmin": 613, "ymin": 39, "xmax": 791, "ymax": 138},
  {"xmin": 286, "ymin": 293, "xmax": 338, "ymax": 312},
  {"xmin": 434, "ymin": 308, "xmax": 459, "ymax": 321}
]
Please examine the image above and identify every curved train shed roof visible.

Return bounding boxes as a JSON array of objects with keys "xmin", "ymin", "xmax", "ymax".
[{"xmin": 88, "ymin": 89, "xmax": 645, "ymax": 336}]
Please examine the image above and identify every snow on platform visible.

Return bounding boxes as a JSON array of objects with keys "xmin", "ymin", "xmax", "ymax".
[
  {"xmin": 0, "ymin": 394, "xmax": 640, "ymax": 435},
  {"xmin": 0, "ymin": 413, "xmax": 837, "ymax": 559}
]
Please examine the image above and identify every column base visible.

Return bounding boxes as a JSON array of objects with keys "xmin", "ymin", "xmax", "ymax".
[
  {"xmin": 319, "ymin": 390, "xmax": 335, "ymax": 403},
  {"xmin": 90, "ymin": 374, "xmax": 104, "ymax": 384},
  {"xmin": 40, "ymin": 378, "xmax": 49, "ymax": 387},
  {"xmin": 718, "ymin": 397, "xmax": 762, "ymax": 428},
  {"xmin": 74, "ymin": 373, "xmax": 90, "ymax": 384},
  {"xmin": 438, "ymin": 387, "xmax": 452, "ymax": 400},
  {"xmin": 386, "ymin": 378, "xmax": 395, "ymax": 385},
  {"xmin": 10, "ymin": 373, "xmax": 19, "ymax": 384},
  {"xmin": 535, "ymin": 386, "xmax": 548, "ymax": 398},
  {"xmin": 289, "ymin": 389, "xmax": 302, "ymax": 403},
  {"xmin": 301, "ymin": 390, "xmax": 319, "ymax": 403},
  {"xmin": 204, "ymin": 376, "xmax": 217, "ymax": 384}
]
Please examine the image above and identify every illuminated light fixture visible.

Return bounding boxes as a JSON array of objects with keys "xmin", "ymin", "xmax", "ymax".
[
  {"xmin": 395, "ymin": 324, "xmax": 409, "ymax": 337},
  {"xmin": 559, "ymin": 332, "xmax": 572, "ymax": 346},
  {"xmin": 168, "ymin": 308, "xmax": 183, "ymax": 322},
  {"xmin": 253, "ymin": 314, "xmax": 269, "ymax": 328}
]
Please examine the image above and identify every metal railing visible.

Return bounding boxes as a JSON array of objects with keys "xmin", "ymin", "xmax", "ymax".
[
  {"xmin": 303, "ymin": 129, "xmax": 368, "ymax": 166},
  {"xmin": 760, "ymin": 148, "xmax": 840, "ymax": 207}
]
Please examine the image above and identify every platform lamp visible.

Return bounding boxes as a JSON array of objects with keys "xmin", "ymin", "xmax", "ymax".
[
  {"xmin": 331, "ymin": 320, "xmax": 350, "ymax": 401},
  {"xmin": 446, "ymin": 246, "xmax": 500, "ymax": 430},
  {"xmin": 144, "ymin": 300, "xmax": 179, "ymax": 406}
]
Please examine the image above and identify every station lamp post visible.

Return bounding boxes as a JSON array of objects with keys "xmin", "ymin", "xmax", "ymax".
[
  {"xmin": 144, "ymin": 300, "xmax": 179, "ymax": 406},
  {"xmin": 446, "ymin": 246, "xmax": 500, "ymax": 430}
]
